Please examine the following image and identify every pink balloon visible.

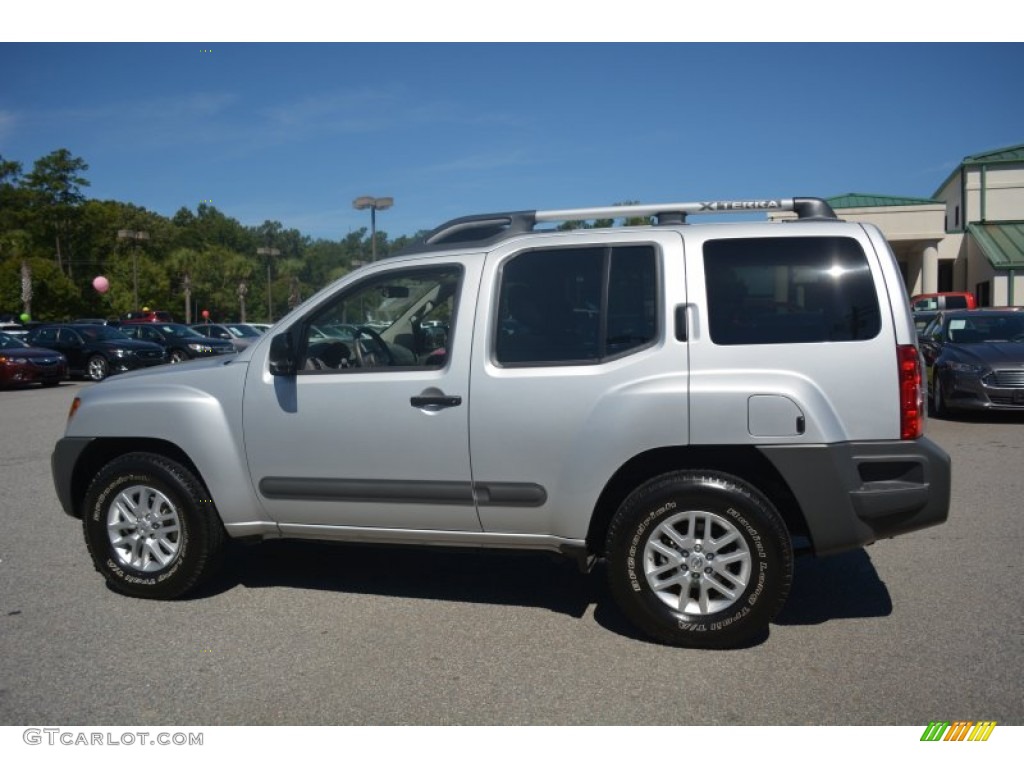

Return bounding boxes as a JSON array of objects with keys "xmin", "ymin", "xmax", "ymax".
[
  {"xmin": 92, "ymin": 276, "xmax": 110, "ymax": 294},
  {"xmin": 201, "ymin": 309, "xmax": 210, "ymax": 319}
]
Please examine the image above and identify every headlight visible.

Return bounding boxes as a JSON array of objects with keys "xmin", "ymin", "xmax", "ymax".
[
  {"xmin": 0, "ymin": 355, "xmax": 27, "ymax": 365},
  {"xmin": 188, "ymin": 343, "xmax": 213, "ymax": 352},
  {"xmin": 948, "ymin": 361, "xmax": 987, "ymax": 375},
  {"xmin": 112, "ymin": 349, "xmax": 130, "ymax": 358}
]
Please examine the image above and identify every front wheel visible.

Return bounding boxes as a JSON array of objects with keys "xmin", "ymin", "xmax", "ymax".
[
  {"xmin": 931, "ymin": 374, "xmax": 950, "ymax": 418},
  {"xmin": 605, "ymin": 471, "xmax": 793, "ymax": 648},
  {"xmin": 87, "ymin": 355, "xmax": 109, "ymax": 381},
  {"xmin": 82, "ymin": 453, "xmax": 225, "ymax": 599},
  {"xmin": 169, "ymin": 349, "xmax": 188, "ymax": 364}
]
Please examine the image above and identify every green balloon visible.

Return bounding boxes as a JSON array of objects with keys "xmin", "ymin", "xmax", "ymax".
[{"xmin": 19, "ymin": 313, "xmax": 30, "ymax": 323}]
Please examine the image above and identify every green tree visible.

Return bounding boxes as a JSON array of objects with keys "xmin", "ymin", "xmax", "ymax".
[
  {"xmin": 22, "ymin": 148, "xmax": 91, "ymax": 279},
  {"xmin": 0, "ymin": 255, "xmax": 80, "ymax": 320}
]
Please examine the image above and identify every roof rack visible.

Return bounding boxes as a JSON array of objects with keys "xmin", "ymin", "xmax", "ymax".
[{"xmin": 398, "ymin": 197, "xmax": 837, "ymax": 255}]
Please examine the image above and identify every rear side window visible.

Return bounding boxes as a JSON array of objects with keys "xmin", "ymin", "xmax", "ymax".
[
  {"xmin": 703, "ymin": 236, "xmax": 881, "ymax": 345},
  {"xmin": 495, "ymin": 245, "xmax": 658, "ymax": 365},
  {"xmin": 943, "ymin": 295, "xmax": 969, "ymax": 309}
]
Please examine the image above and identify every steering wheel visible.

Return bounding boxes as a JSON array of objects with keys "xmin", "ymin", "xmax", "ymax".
[
  {"xmin": 352, "ymin": 326, "xmax": 394, "ymax": 368},
  {"xmin": 304, "ymin": 341, "xmax": 350, "ymax": 370}
]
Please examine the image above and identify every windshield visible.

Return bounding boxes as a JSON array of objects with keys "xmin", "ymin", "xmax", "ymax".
[
  {"xmin": 945, "ymin": 314, "xmax": 1024, "ymax": 343},
  {"xmin": 157, "ymin": 324, "xmax": 205, "ymax": 339},
  {"xmin": 0, "ymin": 332, "xmax": 29, "ymax": 350},
  {"xmin": 223, "ymin": 324, "xmax": 261, "ymax": 338}
]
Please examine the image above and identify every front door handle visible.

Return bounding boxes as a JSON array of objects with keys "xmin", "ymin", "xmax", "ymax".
[{"xmin": 410, "ymin": 394, "xmax": 462, "ymax": 409}]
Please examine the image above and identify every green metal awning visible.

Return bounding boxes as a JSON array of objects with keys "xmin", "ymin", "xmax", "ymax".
[{"xmin": 968, "ymin": 222, "xmax": 1024, "ymax": 269}]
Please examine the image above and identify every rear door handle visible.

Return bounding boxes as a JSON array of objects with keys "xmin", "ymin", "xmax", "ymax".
[{"xmin": 410, "ymin": 395, "xmax": 462, "ymax": 409}]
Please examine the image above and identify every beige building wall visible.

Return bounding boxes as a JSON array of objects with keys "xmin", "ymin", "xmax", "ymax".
[
  {"xmin": 964, "ymin": 164, "xmax": 1024, "ymax": 223},
  {"xmin": 936, "ymin": 163, "xmax": 1024, "ymax": 227}
]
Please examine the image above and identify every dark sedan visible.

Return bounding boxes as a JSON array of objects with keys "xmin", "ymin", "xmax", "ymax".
[
  {"xmin": 119, "ymin": 322, "xmax": 235, "ymax": 363},
  {"xmin": 0, "ymin": 331, "xmax": 68, "ymax": 388},
  {"xmin": 190, "ymin": 322, "xmax": 262, "ymax": 352},
  {"xmin": 26, "ymin": 324, "xmax": 166, "ymax": 381},
  {"xmin": 919, "ymin": 309, "xmax": 1024, "ymax": 415}
]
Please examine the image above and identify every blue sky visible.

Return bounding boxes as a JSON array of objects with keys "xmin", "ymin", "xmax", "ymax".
[{"xmin": 2, "ymin": 40, "xmax": 1022, "ymax": 241}]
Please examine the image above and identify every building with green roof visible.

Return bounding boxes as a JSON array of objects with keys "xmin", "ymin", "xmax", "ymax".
[{"xmin": 809, "ymin": 144, "xmax": 1024, "ymax": 306}]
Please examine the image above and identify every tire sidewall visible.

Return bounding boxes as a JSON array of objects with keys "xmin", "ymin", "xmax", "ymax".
[
  {"xmin": 84, "ymin": 458, "xmax": 200, "ymax": 598},
  {"xmin": 610, "ymin": 474, "xmax": 790, "ymax": 647}
]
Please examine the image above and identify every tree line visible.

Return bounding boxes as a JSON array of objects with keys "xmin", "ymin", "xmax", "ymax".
[{"xmin": 0, "ymin": 148, "xmax": 419, "ymax": 323}]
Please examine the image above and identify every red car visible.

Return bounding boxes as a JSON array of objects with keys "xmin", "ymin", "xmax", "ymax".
[
  {"xmin": 910, "ymin": 292, "xmax": 977, "ymax": 311},
  {"xmin": 0, "ymin": 331, "xmax": 68, "ymax": 388},
  {"xmin": 121, "ymin": 310, "xmax": 175, "ymax": 323}
]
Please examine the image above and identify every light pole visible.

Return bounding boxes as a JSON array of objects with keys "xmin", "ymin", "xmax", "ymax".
[
  {"xmin": 257, "ymin": 246, "xmax": 280, "ymax": 322},
  {"xmin": 353, "ymin": 196, "xmax": 393, "ymax": 262},
  {"xmin": 117, "ymin": 229, "xmax": 149, "ymax": 310}
]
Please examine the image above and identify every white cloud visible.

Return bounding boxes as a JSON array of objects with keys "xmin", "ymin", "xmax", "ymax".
[{"xmin": 0, "ymin": 110, "xmax": 19, "ymax": 144}]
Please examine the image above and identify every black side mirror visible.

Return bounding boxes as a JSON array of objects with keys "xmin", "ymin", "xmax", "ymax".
[{"xmin": 269, "ymin": 332, "xmax": 297, "ymax": 376}]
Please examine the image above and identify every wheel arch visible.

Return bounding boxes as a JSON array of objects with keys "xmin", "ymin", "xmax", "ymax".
[
  {"xmin": 586, "ymin": 445, "xmax": 811, "ymax": 557},
  {"xmin": 67, "ymin": 438, "xmax": 206, "ymax": 519}
]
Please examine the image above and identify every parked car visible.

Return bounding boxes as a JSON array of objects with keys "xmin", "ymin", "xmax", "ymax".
[
  {"xmin": 26, "ymin": 324, "xmax": 166, "ymax": 381},
  {"xmin": 913, "ymin": 310, "xmax": 939, "ymax": 335},
  {"xmin": 910, "ymin": 292, "xmax": 977, "ymax": 312},
  {"xmin": 190, "ymin": 322, "xmax": 263, "ymax": 351},
  {"xmin": 919, "ymin": 308, "xmax": 1024, "ymax": 415},
  {"xmin": 119, "ymin": 322, "xmax": 236, "ymax": 362},
  {"xmin": 0, "ymin": 323, "xmax": 28, "ymax": 339},
  {"xmin": 121, "ymin": 310, "xmax": 176, "ymax": 324},
  {"xmin": 0, "ymin": 331, "xmax": 68, "ymax": 388},
  {"xmin": 248, "ymin": 323, "xmax": 273, "ymax": 334}
]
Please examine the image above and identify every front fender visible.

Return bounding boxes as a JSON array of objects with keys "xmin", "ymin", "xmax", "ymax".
[{"xmin": 61, "ymin": 362, "xmax": 264, "ymax": 527}]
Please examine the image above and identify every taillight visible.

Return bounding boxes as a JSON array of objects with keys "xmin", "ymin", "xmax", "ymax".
[{"xmin": 897, "ymin": 345, "xmax": 923, "ymax": 440}]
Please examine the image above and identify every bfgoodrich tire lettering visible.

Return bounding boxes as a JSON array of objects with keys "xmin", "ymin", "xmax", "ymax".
[
  {"xmin": 606, "ymin": 471, "xmax": 793, "ymax": 648},
  {"xmin": 82, "ymin": 452, "xmax": 224, "ymax": 599}
]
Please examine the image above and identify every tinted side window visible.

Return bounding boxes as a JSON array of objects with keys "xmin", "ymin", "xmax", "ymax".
[
  {"xmin": 704, "ymin": 237, "xmax": 881, "ymax": 345},
  {"xmin": 943, "ymin": 295, "xmax": 968, "ymax": 309},
  {"xmin": 495, "ymin": 245, "xmax": 658, "ymax": 365},
  {"xmin": 300, "ymin": 265, "xmax": 462, "ymax": 372}
]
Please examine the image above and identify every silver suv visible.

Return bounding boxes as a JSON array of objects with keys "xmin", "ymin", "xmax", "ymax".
[{"xmin": 52, "ymin": 197, "xmax": 951, "ymax": 648}]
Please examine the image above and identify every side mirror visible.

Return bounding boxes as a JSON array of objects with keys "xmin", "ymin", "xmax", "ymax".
[{"xmin": 268, "ymin": 332, "xmax": 297, "ymax": 376}]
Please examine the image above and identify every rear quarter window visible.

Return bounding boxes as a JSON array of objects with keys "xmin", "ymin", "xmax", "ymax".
[{"xmin": 703, "ymin": 236, "xmax": 881, "ymax": 345}]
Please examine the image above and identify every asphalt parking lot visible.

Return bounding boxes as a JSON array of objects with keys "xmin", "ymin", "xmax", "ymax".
[{"xmin": 0, "ymin": 381, "xmax": 1022, "ymax": 725}]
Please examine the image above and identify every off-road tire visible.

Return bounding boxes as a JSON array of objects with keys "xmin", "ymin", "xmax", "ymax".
[
  {"xmin": 605, "ymin": 471, "xmax": 793, "ymax": 648},
  {"xmin": 82, "ymin": 452, "xmax": 225, "ymax": 599}
]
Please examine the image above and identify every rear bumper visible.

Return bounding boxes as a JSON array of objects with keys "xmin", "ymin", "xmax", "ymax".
[{"xmin": 760, "ymin": 437, "xmax": 951, "ymax": 556}]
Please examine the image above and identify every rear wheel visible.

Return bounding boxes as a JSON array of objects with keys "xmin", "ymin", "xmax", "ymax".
[
  {"xmin": 82, "ymin": 452, "xmax": 225, "ymax": 599},
  {"xmin": 605, "ymin": 471, "xmax": 793, "ymax": 648}
]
